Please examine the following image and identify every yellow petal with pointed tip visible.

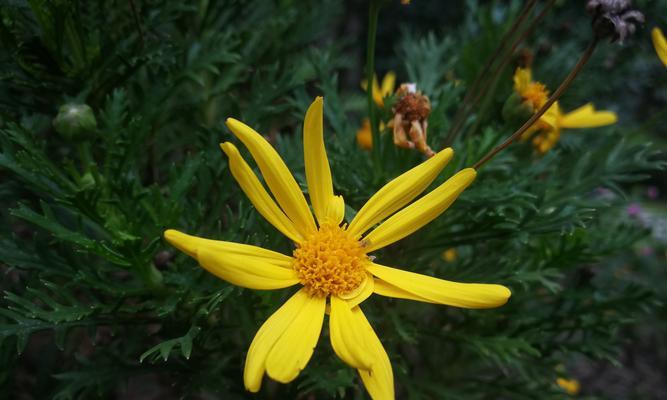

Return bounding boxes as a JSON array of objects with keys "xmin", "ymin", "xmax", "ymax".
[
  {"xmin": 197, "ymin": 247, "xmax": 299, "ymax": 290},
  {"xmin": 355, "ymin": 307, "xmax": 394, "ymax": 400},
  {"xmin": 163, "ymin": 229, "xmax": 293, "ymax": 267},
  {"xmin": 363, "ymin": 168, "xmax": 476, "ymax": 252},
  {"xmin": 560, "ymin": 103, "xmax": 617, "ymax": 129},
  {"xmin": 265, "ymin": 293, "xmax": 325, "ymax": 383},
  {"xmin": 330, "ymin": 296, "xmax": 375, "ymax": 370},
  {"xmin": 226, "ymin": 118, "xmax": 316, "ymax": 237},
  {"xmin": 303, "ymin": 97, "xmax": 337, "ymax": 225},
  {"xmin": 368, "ymin": 263, "xmax": 511, "ymax": 309},
  {"xmin": 244, "ymin": 289, "xmax": 309, "ymax": 392},
  {"xmin": 220, "ymin": 142, "xmax": 303, "ymax": 243},
  {"xmin": 652, "ymin": 27, "xmax": 667, "ymax": 67},
  {"xmin": 348, "ymin": 148, "xmax": 454, "ymax": 238}
]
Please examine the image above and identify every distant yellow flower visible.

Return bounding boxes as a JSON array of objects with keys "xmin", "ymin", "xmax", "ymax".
[
  {"xmin": 363, "ymin": 72, "xmax": 396, "ymax": 107},
  {"xmin": 357, "ymin": 72, "xmax": 396, "ymax": 150},
  {"xmin": 512, "ymin": 67, "xmax": 617, "ymax": 153},
  {"xmin": 513, "ymin": 67, "xmax": 549, "ymax": 110},
  {"xmin": 442, "ymin": 248, "xmax": 457, "ymax": 262},
  {"xmin": 165, "ymin": 97, "xmax": 511, "ymax": 400},
  {"xmin": 356, "ymin": 119, "xmax": 373, "ymax": 150},
  {"xmin": 652, "ymin": 27, "xmax": 667, "ymax": 67},
  {"xmin": 557, "ymin": 377, "xmax": 581, "ymax": 395}
]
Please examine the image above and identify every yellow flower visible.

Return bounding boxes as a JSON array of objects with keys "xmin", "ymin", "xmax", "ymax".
[
  {"xmin": 363, "ymin": 72, "xmax": 396, "ymax": 107},
  {"xmin": 512, "ymin": 67, "xmax": 617, "ymax": 153},
  {"xmin": 165, "ymin": 98, "xmax": 511, "ymax": 399},
  {"xmin": 513, "ymin": 67, "xmax": 549, "ymax": 110},
  {"xmin": 442, "ymin": 248, "xmax": 458, "ymax": 262},
  {"xmin": 556, "ymin": 377, "xmax": 581, "ymax": 395},
  {"xmin": 652, "ymin": 27, "xmax": 667, "ymax": 67}
]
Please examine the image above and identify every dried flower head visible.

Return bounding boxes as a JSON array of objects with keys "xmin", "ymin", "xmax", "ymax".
[
  {"xmin": 387, "ymin": 83, "xmax": 434, "ymax": 157},
  {"xmin": 586, "ymin": 0, "xmax": 644, "ymax": 43}
]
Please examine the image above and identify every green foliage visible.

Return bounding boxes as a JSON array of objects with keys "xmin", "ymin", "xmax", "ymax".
[{"xmin": 1, "ymin": 0, "xmax": 665, "ymax": 399}]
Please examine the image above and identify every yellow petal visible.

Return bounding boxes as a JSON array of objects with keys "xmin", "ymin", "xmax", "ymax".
[
  {"xmin": 197, "ymin": 247, "xmax": 300, "ymax": 290},
  {"xmin": 373, "ymin": 278, "xmax": 435, "ymax": 303},
  {"xmin": 363, "ymin": 168, "xmax": 476, "ymax": 252},
  {"xmin": 356, "ymin": 119, "xmax": 373, "ymax": 150},
  {"xmin": 340, "ymin": 272, "xmax": 375, "ymax": 308},
  {"xmin": 328, "ymin": 195, "xmax": 346, "ymax": 225},
  {"xmin": 303, "ymin": 97, "xmax": 337, "ymax": 225},
  {"xmin": 559, "ymin": 103, "xmax": 617, "ymax": 129},
  {"xmin": 380, "ymin": 72, "xmax": 396, "ymax": 97},
  {"xmin": 513, "ymin": 67, "xmax": 532, "ymax": 93},
  {"xmin": 538, "ymin": 102, "xmax": 560, "ymax": 129},
  {"xmin": 244, "ymin": 289, "xmax": 310, "ymax": 392},
  {"xmin": 226, "ymin": 118, "xmax": 316, "ymax": 237},
  {"xmin": 347, "ymin": 148, "xmax": 454, "ymax": 238},
  {"xmin": 652, "ymin": 27, "xmax": 667, "ymax": 67},
  {"xmin": 265, "ymin": 292, "xmax": 326, "ymax": 383},
  {"xmin": 354, "ymin": 306, "xmax": 394, "ymax": 400},
  {"xmin": 371, "ymin": 75, "xmax": 383, "ymax": 107},
  {"xmin": 329, "ymin": 296, "xmax": 375, "ymax": 370},
  {"xmin": 220, "ymin": 142, "xmax": 303, "ymax": 243},
  {"xmin": 164, "ymin": 229, "xmax": 293, "ymax": 267},
  {"xmin": 368, "ymin": 263, "xmax": 511, "ymax": 309}
]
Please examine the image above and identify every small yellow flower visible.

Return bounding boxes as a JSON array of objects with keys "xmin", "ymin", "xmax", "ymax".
[
  {"xmin": 652, "ymin": 27, "xmax": 667, "ymax": 67},
  {"xmin": 513, "ymin": 67, "xmax": 549, "ymax": 110},
  {"xmin": 363, "ymin": 72, "xmax": 396, "ymax": 107},
  {"xmin": 557, "ymin": 377, "xmax": 581, "ymax": 395},
  {"xmin": 442, "ymin": 248, "xmax": 458, "ymax": 262},
  {"xmin": 512, "ymin": 67, "xmax": 617, "ymax": 153},
  {"xmin": 356, "ymin": 119, "xmax": 373, "ymax": 150},
  {"xmin": 165, "ymin": 97, "xmax": 511, "ymax": 400}
]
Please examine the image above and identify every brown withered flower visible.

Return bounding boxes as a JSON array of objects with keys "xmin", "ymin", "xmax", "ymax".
[
  {"xmin": 387, "ymin": 83, "xmax": 435, "ymax": 157},
  {"xmin": 586, "ymin": 0, "xmax": 644, "ymax": 43}
]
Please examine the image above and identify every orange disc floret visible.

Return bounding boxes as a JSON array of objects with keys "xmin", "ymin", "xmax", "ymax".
[
  {"xmin": 521, "ymin": 82, "xmax": 549, "ymax": 110},
  {"xmin": 293, "ymin": 223, "xmax": 369, "ymax": 297}
]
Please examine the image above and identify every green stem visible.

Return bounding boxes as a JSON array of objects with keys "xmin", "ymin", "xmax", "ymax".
[
  {"xmin": 444, "ymin": 0, "xmax": 537, "ymax": 146},
  {"xmin": 366, "ymin": 0, "xmax": 381, "ymax": 180}
]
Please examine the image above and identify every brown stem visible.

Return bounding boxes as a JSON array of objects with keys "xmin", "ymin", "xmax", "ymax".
[{"xmin": 473, "ymin": 38, "xmax": 599, "ymax": 170}]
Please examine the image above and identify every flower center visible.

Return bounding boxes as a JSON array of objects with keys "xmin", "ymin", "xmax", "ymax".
[
  {"xmin": 293, "ymin": 223, "xmax": 369, "ymax": 297},
  {"xmin": 521, "ymin": 82, "xmax": 549, "ymax": 110}
]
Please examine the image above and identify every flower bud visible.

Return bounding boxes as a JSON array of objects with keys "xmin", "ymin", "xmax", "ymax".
[
  {"xmin": 53, "ymin": 103, "xmax": 97, "ymax": 139},
  {"xmin": 502, "ymin": 92, "xmax": 534, "ymax": 127},
  {"xmin": 586, "ymin": 0, "xmax": 644, "ymax": 43}
]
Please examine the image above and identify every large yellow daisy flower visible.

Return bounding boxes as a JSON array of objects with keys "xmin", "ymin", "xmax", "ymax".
[{"xmin": 165, "ymin": 97, "xmax": 511, "ymax": 399}]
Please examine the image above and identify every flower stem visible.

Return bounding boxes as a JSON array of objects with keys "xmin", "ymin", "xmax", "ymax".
[
  {"xmin": 463, "ymin": 0, "xmax": 555, "ymax": 139},
  {"xmin": 444, "ymin": 0, "xmax": 537, "ymax": 146},
  {"xmin": 473, "ymin": 38, "xmax": 599, "ymax": 170},
  {"xmin": 366, "ymin": 0, "xmax": 382, "ymax": 179}
]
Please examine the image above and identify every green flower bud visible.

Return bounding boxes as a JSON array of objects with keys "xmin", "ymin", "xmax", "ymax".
[
  {"xmin": 502, "ymin": 92, "xmax": 534, "ymax": 127},
  {"xmin": 53, "ymin": 104, "xmax": 97, "ymax": 139}
]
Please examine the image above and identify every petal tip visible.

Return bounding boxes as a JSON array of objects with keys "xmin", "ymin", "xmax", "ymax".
[
  {"xmin": 163, "ymin": 229, "xmax": 180, "ymax": 243},
  {"xmin": 219, "ymin": 141, "xmax": 235, "ymax": 156}
]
